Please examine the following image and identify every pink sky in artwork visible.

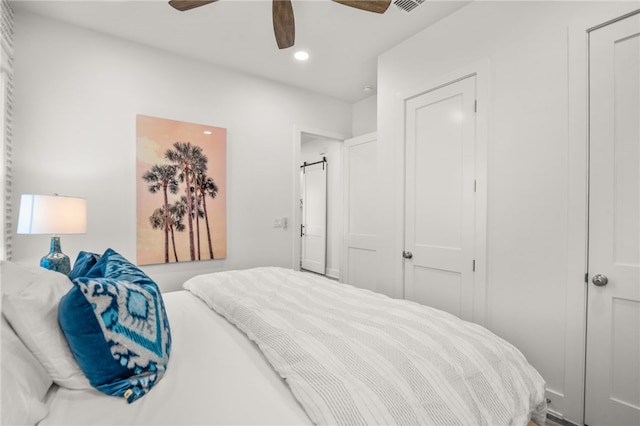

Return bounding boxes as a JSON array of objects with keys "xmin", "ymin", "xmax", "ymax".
[{"xmin": 136, "ymin": 114, "xmax": 227, "ymax": 265}]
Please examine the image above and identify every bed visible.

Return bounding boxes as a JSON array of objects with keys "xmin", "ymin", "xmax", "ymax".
[{"xmin": 1, "ymin": 252, "xmax": 547, "ymax": 426}]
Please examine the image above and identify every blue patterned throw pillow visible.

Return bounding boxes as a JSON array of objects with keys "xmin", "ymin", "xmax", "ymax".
[
  {"xmin": 68, "ymin": 251, "xmax": 101, "ymax": 280},
  {"xmin": 58, "ymin": 249, "xmax": 171, "ymax": 403}
]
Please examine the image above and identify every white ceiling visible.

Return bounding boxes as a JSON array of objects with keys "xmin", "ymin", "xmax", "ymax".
[{"xmin": 13, "ymin": 0, "xmax": 471, "ymax": 103}]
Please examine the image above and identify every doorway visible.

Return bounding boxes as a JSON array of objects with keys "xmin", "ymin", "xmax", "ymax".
[
  {"xmin": 293, "ymin": 128, "xmax": 346, "ymax": 279},
  {"xmin": 585, "ymin": 11, "xmax": 639, "ymax": 426}
]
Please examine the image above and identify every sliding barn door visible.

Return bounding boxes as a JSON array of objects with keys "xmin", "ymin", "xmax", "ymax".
[
  {"xmin": 300, "ymin": 161, "xmax": 327, "ymax": 275},
  {"xmin": 404, "ymin": 75, "xmax": 477, "ymax": 321},
  {"xmin": 585, "ymin": 12, "xmax": 640, "ymax": 426}
]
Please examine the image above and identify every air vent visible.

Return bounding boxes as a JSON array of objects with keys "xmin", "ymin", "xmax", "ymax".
[{"xmin": 393, "ymin": 0, "xmax": 425, "ymax": 13}]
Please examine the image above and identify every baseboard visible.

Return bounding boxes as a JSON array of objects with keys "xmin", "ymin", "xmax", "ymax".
[
  {"xmin": 547, "ymin": 412, "xmax": 579, "ymax": 426},
  {"xmin": 300, "ymin": 268, "xmax": 340, "ymax": 281},
  {"xmin": 326, "ymin": 268, "xmax": 339, "ymax": 280}
]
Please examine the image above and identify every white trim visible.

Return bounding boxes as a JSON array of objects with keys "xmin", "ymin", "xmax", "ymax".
[
  {"xmin": 558, "ymin": 17, "xmax": 589, "ymax": 426},
  {"xmin": 472, "ymin": 62, "xmax": 490, "ymax": 327},
  {"xmin": 325, "ymin": 267, "xmax": 340, "ymax": 280}
]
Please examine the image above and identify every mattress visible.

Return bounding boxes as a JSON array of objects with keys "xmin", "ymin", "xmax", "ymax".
[{"xmin": 40, "ymin": 290, "xmax": 311, "ymax": 425}]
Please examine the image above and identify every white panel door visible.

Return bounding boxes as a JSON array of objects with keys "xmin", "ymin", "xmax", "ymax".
[
  {"xmin": 404, "ymin": 76, "xmax": 476, "ymax": 321},
  {"xmin": 586, "ymin": 12, "xmax": 640, "ymax": 426},
  {"xmin": 300, "ymin": 161, "xmax": 327, "ymax": 275},
  {"xmin": 342, "ymin": 133, "xmax": 377, "ymax": 290}
]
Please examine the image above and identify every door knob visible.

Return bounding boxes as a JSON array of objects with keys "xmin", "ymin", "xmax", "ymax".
[
  {"xmin": 592, "ymin": 274, "xmax": 608, "ymax": 286},
  {"xmin": 402, "ymin": 251, "xmax": 413, "ymax": 259}
]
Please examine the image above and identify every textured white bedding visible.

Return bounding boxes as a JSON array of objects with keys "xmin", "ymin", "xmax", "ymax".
[
  {"xmin": 40, "ymin": 290, "xmax": 311, "ymax": 425},
  {"xmin": 184, "ymin": 267, "xmax": 547, "ymax": 426}
]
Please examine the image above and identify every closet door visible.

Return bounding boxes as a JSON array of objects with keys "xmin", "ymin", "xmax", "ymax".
[
  {"xmin": 342, "ymin": 133, "xmax": 377, "ymax": 290},
  {"xmin": 404, "ymin": 76, "xmax": 476, "ymax": 321},
  {"xmin": 585, "ymin": 12, "xmax": 640, "ymax": 426}
]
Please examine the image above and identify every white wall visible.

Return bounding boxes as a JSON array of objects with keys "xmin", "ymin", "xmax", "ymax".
[
  {"xmin": 11, "ymin": 11, "xmax": 352, "ymax": 292},
  {"xmin": 377, "ymin": 1, "xmax": 637, "ymax": 423},
  {"xmin": 300, "ymin": 137, "xmax": 342, "ymax": 278},
  {"xmin": 352, "ymin": 95, "xmax": 376, "ymax": 137}
]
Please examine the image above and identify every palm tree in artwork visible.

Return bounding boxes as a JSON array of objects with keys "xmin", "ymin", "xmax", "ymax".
[
  {"xmin": 196, "ymin": 173, "xmax": 219, "ymax": 259},
  {"xmin": 165, "ymin": 142, "xmax": 206, "ymax": 261},
  {"xmin": 149, "ymin": 199, "xmax": 186, "ymax": 263},
  {"xmin": 142, "ymin": 164, "xmax": 178, "ymax": 263},
  {"xmin": 149, "ymin": 209, "xmax": 170, "ymax": 263},
  {"xmin": 188, "ymin": 191, "xmax": 205, "ymax": 260},
  {"xmin": 167, "ymin": 199, "xmax": 187, "ymax": 262},
  {"xmin": 191, "ymin": 156, "xmax": 208, "ymax": 259}
]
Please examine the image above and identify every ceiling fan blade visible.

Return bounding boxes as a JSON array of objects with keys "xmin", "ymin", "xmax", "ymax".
[
  {"xmin": 332, "ymin": 0, "xmax": 391, "ymax": 14},
  {"xmin": 273, "ymin": 0, "xmax": 295, "ymax": 49},
  {"xmin": 168, "ymin": 0, "xmax": 218, "ymax": 12}
]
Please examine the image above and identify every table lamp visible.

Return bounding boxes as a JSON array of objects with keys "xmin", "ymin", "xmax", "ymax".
[{"xmin": 17, "ymin": 194, "xmax": 87, "ymax": 275}]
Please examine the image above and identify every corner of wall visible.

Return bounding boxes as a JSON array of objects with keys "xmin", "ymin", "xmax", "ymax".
[{"xmin": 352, "ymin": 95, "xmax": 377, "ymax": 137}]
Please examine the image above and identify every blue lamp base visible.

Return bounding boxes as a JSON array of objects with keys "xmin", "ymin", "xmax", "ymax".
[{"xmin": 40, "ymin": 235, "xmax": 71, "ymax": 275}]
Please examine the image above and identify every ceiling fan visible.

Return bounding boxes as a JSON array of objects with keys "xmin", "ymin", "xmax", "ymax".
[{"xmin": 168, "ymin": 0, "xmax": 392, "ymax": 49}]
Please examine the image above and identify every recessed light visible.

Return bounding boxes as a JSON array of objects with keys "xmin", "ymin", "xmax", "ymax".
[
  {"xmin": 204, "ymin": 130, "xmax": 212, "ymax": 135},
  {"xmin": 294, "ymin": 51, "xmax": 309, "ymax": 61}
]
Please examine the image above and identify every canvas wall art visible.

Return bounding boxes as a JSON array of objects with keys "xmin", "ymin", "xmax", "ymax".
[{"xmin": 136, "ymin": 114, "xmax": 227, "ymax": 265}]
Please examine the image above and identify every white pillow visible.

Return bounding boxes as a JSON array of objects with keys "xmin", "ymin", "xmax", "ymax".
[
  {"xmin": 1, "ymin": 315, "xmax": 51, "ymax": 426},
  {"xmin": 2, "ymin": 265, "xmax": 91, "ymax": 389},
  {"xmin": 0, "ymin": 260, "xmax": 45, "ymax": 295}
]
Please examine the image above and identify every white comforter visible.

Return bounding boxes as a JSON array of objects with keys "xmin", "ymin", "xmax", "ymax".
[
  {"xmin": 184, "ymin": 267, "xmax": 547, "ymax": 426},
  {"xmin": 41, "ymin": 290, "xmax": 310, "ymax": 425}
]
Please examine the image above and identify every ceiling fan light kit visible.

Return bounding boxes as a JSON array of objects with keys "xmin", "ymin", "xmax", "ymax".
[{"xmin": 168, "ymin": 0, "xmax": 393, "ymax": 49}]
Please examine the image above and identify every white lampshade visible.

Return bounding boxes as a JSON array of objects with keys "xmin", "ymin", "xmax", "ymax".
[{"xmin": 17, "ymin": 194, "xmax": 87, "ymax": 235}]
